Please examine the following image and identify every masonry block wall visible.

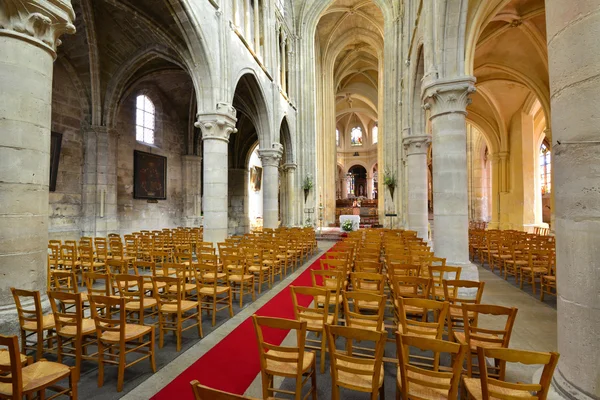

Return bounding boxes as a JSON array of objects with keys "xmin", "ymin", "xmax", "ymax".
[
  {"xmin": 49, "ymin": 62, "xmax": 84, "ymax": 241},
  {"xmin": 115, "ymin": 81, "xmax": 187, "ymax": 233}
]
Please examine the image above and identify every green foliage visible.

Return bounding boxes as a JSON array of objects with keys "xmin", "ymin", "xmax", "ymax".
[
  {"xmin": 341, "ymin": 219, "xmax": 354, "ymax": 232},
  {"xmin": 383, "ymin": 169, "xmax": 396, "ymax": 189},
  {"xmin": 302, "ymin": 175, "xmax": 314, "ymax": 191}
]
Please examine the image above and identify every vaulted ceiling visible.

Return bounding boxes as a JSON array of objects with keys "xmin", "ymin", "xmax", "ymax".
[{"xmin": 315, "ymin": 0, "xmax": 383, "ymax": 147}]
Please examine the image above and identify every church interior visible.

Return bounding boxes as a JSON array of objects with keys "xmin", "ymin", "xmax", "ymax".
[{"xmin": 0, "ymin": 0, "xmax": 598, "ymax": 399}]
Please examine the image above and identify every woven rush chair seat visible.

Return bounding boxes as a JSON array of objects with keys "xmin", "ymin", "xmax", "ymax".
[
  {"xmin": 264, "ymin": 350, "xmax": 316, "ymax": 375},
  {"xmin": 58, "ymin": 318, "xmax": 96, "ymax": 337},
  {"xmin": 0, "ymin": 350, "xmax": 27, "ymax": 367},
  {"xmin": 22, "ymin": 314, "xmax": 55, "ymax": 331},
  {"xmin": 396, "ymin": 368, "xmax": 452, "ymax": 400},
  {"xmin": 462, "ymin": 378, "xmax": 533, "ymax": 400},
  {"xmin": 0, "ymin": 360, "xmax": 71, "ymax": 396},
  {"xmin": 336, "ymin": 359, "xmax": 384, "ymax": 389},
  {"xmin": 99, "ymin": 324, "xmax": 152, "ymax": 343},
  {"xmin": 454, "ymin": 331, "xmax": 504, "ymax": 351}
]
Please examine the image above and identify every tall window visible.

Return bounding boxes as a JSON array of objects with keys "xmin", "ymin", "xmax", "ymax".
[
  {"xmin": 350, "ymin": 126, "xmax": 363, "ymax": 146},
  {"xmin": 540, "ymin": 142, "xmax": 551, "ymax": 194},
  {"xmin": 336, "ymin": 129, "xmax": 340, "ymax": 146},
  {"xmin": 372, "ymin": 123, "xmax": 378, "ymax": 144},
  {"xmin": 136, "ymin": 95, "xmax": 155, "ymax": 145}
]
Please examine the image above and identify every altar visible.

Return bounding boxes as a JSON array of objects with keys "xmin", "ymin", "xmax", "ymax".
[{"xmin": 339, "ymin": 215, "xmax": 360, "ymax": 231}]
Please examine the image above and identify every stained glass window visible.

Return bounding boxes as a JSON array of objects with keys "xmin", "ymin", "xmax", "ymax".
[
  {"xmin": 336, "ymin": 129, "xmax": 339, "ymax": 146},
  {"xmin": 540, "ymin": 142, "xmax": 551, "ymax": 194},
  {"xmin": 350, "ymin": 126, "xmax": 363, "ymax": 146},
  {"xmin": 136, "ymin": 95, "xmax": 155, "ymax": 144}
]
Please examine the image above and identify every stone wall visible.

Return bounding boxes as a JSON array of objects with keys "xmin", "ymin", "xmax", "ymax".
[
  {"xmin": 48, "ymin": 62, "xmax": 84, "ymax": 241},
  {"xmin": 115, "ymin": 88, "xmax": 185, "ymax": 234}
]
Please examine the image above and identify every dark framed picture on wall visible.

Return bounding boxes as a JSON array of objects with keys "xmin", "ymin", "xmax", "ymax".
[
  {"xmin": 49, "ymin": 131, "xmax": 63, "ymax": 192},
  {"xmin": 133, "ymin": 150, "xmax": 167, "ymax": 200}
]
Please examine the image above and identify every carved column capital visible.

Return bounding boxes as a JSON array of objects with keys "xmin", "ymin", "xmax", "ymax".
[
  {"xmin": 282, "ymin": 163, "xmax": 297, "ymax": 172},
  {"xmin": 0, "ymin": 0, "xmax": 76, "ymax": 57},
  {"xmin": 403, "ymin": 135, "xmax": 431, "ymax": 156},
  {"xmin": 195, "ymin": 102, "xmax": 237, "ymax": 143},
  {"xmin": 422, "ymin": 77, "xmax": 477, "ymax": 119},
  {"xmin": 258, "ymin": 143, "xmax": 283, "ymax": 167}
]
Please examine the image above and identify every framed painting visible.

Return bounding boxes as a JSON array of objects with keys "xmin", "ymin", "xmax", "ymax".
[
  {"xmin": 49, "ymin": 131, "xmax": 62, "ymax": 192},
  {"xmin": 250, "ymin": 165, "xmax": 263, "ymax": 192},
  {"xmin": 133, "ymin": 150, "xmax": 167, "ymax": 200}
]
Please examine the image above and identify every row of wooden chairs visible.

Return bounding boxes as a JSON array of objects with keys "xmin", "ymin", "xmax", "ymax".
[
  {"xmin": 188, "ymin": 314, "xmax": 558, "ymax": 400},
  {"xmin": 469, "ymin": 228, "xmax": 557, "ymax": 300}
]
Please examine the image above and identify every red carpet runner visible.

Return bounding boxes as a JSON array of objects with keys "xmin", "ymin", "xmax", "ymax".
[{"xmin": 152, "ymin": 252, "xmax": 327, "ymax": 399}]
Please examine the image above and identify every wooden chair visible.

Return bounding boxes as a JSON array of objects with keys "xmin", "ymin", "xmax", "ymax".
[
  {"xmin": 114, "ymin": 274, "xmax": 158, "ymax": 326},
  {"xmin": 153, "ymin": 276, "xmax": 202, "ymax": 351},
  {"xmin": 396, "ymin": 333, "xmax": 467, "ymax": 400},
  {"xmin": 342, "ymin": 291, "xmax": 385, "ymax": 332},
  {"xmin": 521, "ymin": 249, "xmax": 552, "ymax": 294},
  {"xmin": 89, "ymin": 295, "xmax": 156, "ymax": 392},
  {"xmin": 223, "ymin": 255, "xmax": 255, "ymax": 307},
  {"xmin": 311, "ymin": 269, "xmax": 344, "ymax": 324},
  {"xmin": 325, "ymin": 324, "xmax": 386, "ymax": 400},
  {"xmin": 196, "ymin": 263, "xmax": 234, "ymax": 326},
  {"xmin": 540, "ymin": 262, "xmax": 556, "ymax": 301},
  {"xmin": 428, "ymin": 265, "xmax": 461, "ymax": 300},
  {"xmin": 246, "ymin": 251, "xmax": 271, "ymax": 294},
  {"xmin": 396, "ymin": 298, "xmax": 449, "ymax": 370},
  {"xmin": 10, "ymin": 288, "xmax": 56, "ymax": 361},
  {"xmin": 252, "ymin": 316, "xmax": 317, "ymax": 400},
  {"xmin": 48, "ymin": 290, "xmax": 97, "ymax": 381},
  {"xmin": 443, "ymin": 279, "xmax": 485, "ymax": 336},
  {"xmin": 454, "ymin": 304, "xmax": 518, "ymax": 377},
  {"xmin": 80, "ymin": 244, "xmax": 105, "ymax": 274},
  {"xmin": 190, "ymin": 382, "xmax": 264, "ymax": 399},
  {"xmin": 355, "ymin": 260, "xmax": 383, "ymax": 274},
  {"xmin": 290, "ymin": 286, "xmax": 331, "ymax": 374},
  {"xmin": 0, "ymin": 335, "xmax": 77, "ymax": 399},
  {"xmin": 463, "ymin": 347, "xmax": 560, "ymax": 400}
]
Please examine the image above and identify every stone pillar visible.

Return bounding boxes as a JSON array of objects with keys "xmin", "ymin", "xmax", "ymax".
[
  {"xmin": 547, "ymin": 1, "xmax": 600, "ymax": 398},
  {"xmin": 228, "ymin": 168, "xmax": 249, "ymax": 235},
  {"xmin": 488, "ymin": 153, "xmax": 501, "ymax": 229},
  {"xmin": 423, "ymin": 78, "xmax": 478, "ymax": 280},
  {"xmin": 0, "ymin": 0, "xmax": 75, "ymax": 333},
  {"xmin": 259, "ymin": 144, "xmax": 283, "ymax": 229},
  {"xmin": 182, "ymin": 155, "xmax": 202, "ymax": 227},
  {"xmin": 283, "ymin": 163, "xmax": 297, "ymax": 226},
  {"xmin": 366, "ymin": 174, "xmax": 374, "ymax": 200},
  {"xmin": 253, "ymin": 0, "xmax": 260, "ymax": 55},
  {"xmin": 403, "ymin": 135, "xmax": 431, "ymax": 241},
  {"xmin": 195, "ymin": 103, "xmax": 237, "ymax": 245},
  {"xmin": 81, "ymin": 126, "xmax": 118, "ymax": 237}
]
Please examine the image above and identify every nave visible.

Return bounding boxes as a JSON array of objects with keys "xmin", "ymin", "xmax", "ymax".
[{"xmin": 0, "ymin": 228, "xmax": 561, "ymax": 400}]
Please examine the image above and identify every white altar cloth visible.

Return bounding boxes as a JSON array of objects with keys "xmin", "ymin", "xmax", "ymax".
[{"xmin": 339, "ymin": 215, "xmax": 360, "ymax": 231}]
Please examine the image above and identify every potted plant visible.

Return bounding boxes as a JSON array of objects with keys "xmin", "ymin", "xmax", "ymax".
[
  {"xmin": 341, "ymin": 219, "xmax": 354, "ymax": 232},
  {"xmin": 383, "ymin": 169, "xmax": 397, "ymax": 200},
  {"xmin": 302, "ymin": 175, "xmax": 313, "ymax": 202}
]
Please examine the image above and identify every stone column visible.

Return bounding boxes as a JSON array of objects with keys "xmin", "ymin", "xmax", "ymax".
[
  {"xmin": 403, "ymin": 135, "xmax": 431, "ymax": 241},
  {"xmin": 182, "ymin": 155, "xmax": 202, "ymax": 227},
  {"xmin": 195, "ymin": 103, "xmax": 237, "ymax": 245},
  {"xmin": 423, "ymin": 78, "xmax": 478, "ymax": 280},
  {"xmin": 253, "ymin": 0, "xmax": 260, "ymax": 55},
  {"xmin": 366, "ymin": 174, "xmax": 374, "ymax": 200},
  {"xmin": 0, "ymin": 0, "xmax": 75, "ymax": 333},
  {"xmin": 81, "ymin": 125, "xmax": 118, "ymax": 237},
  {"xmin": 259, "ymin": 144, "xmax": 283, "ymax": 229},
  {"xmin": 283, "ymin": 163, "xmax": 297, "ymax": 226},
  {"xmin": 488, "ymin": 153, "xmax": 501, "ymax": 229},
  {"xmin": 547, "ymin": 1, "xmax": 600, "ymax": 398}
]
